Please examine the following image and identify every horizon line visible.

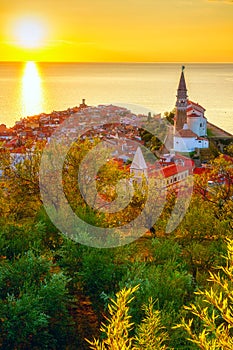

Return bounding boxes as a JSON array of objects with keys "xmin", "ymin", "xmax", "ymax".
[{"xmin": 1, "ymin": 60, "xmax": 233, "ymax": 64}]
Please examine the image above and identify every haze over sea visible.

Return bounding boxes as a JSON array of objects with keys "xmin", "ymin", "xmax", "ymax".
[{"xmin": 0, "ymin": 62, "xmax": 232, "ymax": 134}]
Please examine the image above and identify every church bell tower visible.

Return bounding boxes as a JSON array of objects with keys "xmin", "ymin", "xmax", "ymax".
[{"xmin": 174, "ymin": 66, "xmax": 188, "ymax": 132}]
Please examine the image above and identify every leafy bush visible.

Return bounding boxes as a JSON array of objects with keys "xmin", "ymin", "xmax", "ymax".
[{"xmin": 0, "ymin": 251, "xmax": 74, "ymax": 349}]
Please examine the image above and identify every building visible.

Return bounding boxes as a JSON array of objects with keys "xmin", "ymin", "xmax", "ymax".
[
  {"xmin": 130, "ymin": 146, "xmax": 148, "ymax": 180},
  {"xmin": 174, "ymin": 124, "xmax": 209, "ymax": 153},
  {"xmin": 187, "ymin": 101, "xmax": 207, "ymax": 137},
  {"xmin": 130, "ymin": 146, "xmax": 194, "ymax": 188},
  {"xmin": 174, "ymin": 66, "xmax": 188, "ymax": 132},
  {"xmin": 173, "ymin": 67, "xmax": 209, "ymax": 152}
]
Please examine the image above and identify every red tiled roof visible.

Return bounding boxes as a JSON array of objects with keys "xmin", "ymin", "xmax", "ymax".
[
  {"xmin": 4, "ymin": 137, "xmax": 19, "ymax": 147},
  {"xmin": 162, "ymin": 164, "xmax": 191, "ymax": 178},
  {"xmin": 176, "ymin": 129, "xmax": 197, "ymax": 138},
  {"xmin": 11, "ymin": 146, "xmax": 26, "ymax": 154},
  {"xmin": 150, "ymin": 164, "xmax": 191, "ymax": 179},
  {"xmin": 193, "ymin": 167, "xmax": 207, "ymax": 175},
  {"xmin": 187, "ymin": 100, "xmax": 205, "ymax": 111},
  {"xmin": 174, "ymin": 154, "xmax": 195, "ymax": 166}
]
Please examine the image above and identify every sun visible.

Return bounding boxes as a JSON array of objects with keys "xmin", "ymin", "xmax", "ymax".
[{"xmin": 13, "ymin": 18, "xmax": 46, "ymax": 49}]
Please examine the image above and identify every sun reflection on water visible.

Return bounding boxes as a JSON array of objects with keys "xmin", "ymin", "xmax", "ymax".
[{"xmin": 21, "ymin": 61, "xmax": 43, "ymax": 117}]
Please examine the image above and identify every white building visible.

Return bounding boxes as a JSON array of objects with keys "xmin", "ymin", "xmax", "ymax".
[
  {"xmin": 173, "ymin": 67, "xmax": 209, "ymax": 152},
  {"xmin": 174, "ymin": 124, "xmax": 209, "ymax": 153},
  {"xmin": 187, "ymin": 101, "xmax": 207, "ymax": 137}
]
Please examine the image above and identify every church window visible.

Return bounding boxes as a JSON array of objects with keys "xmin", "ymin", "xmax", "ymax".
[{"xmin": 200, "ymin": 123, "xmax": 202, "ymax": 127}]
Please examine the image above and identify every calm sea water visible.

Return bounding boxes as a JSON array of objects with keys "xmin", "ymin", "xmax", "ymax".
[{"xmin": 0, "ymin": 62, "xmax": 232, "ymax": 134}]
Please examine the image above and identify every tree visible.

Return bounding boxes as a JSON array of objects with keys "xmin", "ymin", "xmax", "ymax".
[
  {"xmin": 173, "ymin": 195, "xmax": 228, "ymax": 282},
  {"xmin": 139, "ymin": 128, "xmax": 162, "ymax": 153},
  {"xmin": 0, "ymin": 141, "xmax": 44, "ymax": 220},
  {"xmin": 164, "ymin": 109, "xmax": 175, "ymax": 125},
  {"xmin": 225, "ymin": 143, "xmax": 233, "ymax": 157},
  {"xmin": 194, "ymin": 155, "xmax": 233, "ymax": 229},
  {"xmin": 176, "ymin": 239, "xmax": 233, "ymax": 349},
  {"xmin": 0, "ymin": 251, "xmax": 74, "ymax": 349}
]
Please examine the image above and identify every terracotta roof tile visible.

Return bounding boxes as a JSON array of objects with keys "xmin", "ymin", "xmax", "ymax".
[
  {"xmin": 188, "ymin": 100, "xmax": 205, "ymax": 111},
  {"xmin": 176, "ymin": 129, "xmax": 198, "ymax": 138}
]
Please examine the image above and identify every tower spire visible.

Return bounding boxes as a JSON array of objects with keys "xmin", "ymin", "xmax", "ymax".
[
  {"xmin": 174, "ymin": 66, "xmax": 188, "ymax": 131},
  {"xmin": 130, "ymin": 146, "xmax": 148, "ymax": 181},
  {"xmin": 177, "ymin": 66, "xmax": 187, "ymax": 100}
]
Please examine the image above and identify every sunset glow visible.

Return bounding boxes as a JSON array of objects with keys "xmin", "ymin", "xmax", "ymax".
[
  {"xmin": 1, "ymin": 0, "xmax": 233, "ymax": 62},
  {"xmin": 13, "ymin": 18, "xmax": 46, "ymax": 49},
  {"xmin": 21, "ymin": 61, "xmax": 43, "ymax": 116}
]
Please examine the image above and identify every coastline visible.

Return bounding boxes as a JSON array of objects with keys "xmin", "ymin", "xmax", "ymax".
[
  {"xmin": 207, "ymin": 122, "xmax": 233, "ymax": 138},
  {"xmin": 0, "ymin": 62, "xmax": 233, "ymax": 134}
]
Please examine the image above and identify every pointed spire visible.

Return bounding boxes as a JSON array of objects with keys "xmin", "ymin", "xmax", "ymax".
[
  {"xmin": 130, "ymin": 147, "xmax": 148, "ymax": 181},
  {"xmin": 176, "ymin": 66, "xmax": 188, "ymax": 100},
  {"xmin": 130, "ymin": 147, "xmax": 147, "ymax": 171},
  {"xmin": 175, "ymin": 66, "xmax": 188, "ymax": 131}
]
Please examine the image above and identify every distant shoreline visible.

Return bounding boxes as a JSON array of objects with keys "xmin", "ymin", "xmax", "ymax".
[{"xmin": 0, "ymin": 62, "xmax": 232, "ymax": 134}]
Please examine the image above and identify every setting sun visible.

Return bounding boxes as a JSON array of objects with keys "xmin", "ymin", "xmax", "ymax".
[
  {"xmin": 13, "ymin": 18, "xmax": 46, "ymax": 49},
  {"xmin": 1, "ymin": 0, "xmax": 233, "ymax": 62}
]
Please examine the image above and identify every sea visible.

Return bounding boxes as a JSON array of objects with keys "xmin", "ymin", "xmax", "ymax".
[{"xmin": 0, "ymin": 62, "xmax": 232, "ymax": 134}]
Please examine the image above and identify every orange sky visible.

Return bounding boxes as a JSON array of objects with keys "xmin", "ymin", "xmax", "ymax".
[{"xmin": 1, "ymin": 0, "xmax": 233, "ymax": 62}]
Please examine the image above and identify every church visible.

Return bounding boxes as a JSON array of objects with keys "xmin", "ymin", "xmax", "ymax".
[
  {"xmin": 173, "ymin": 67, "xmax": 209, "ymax": 153},
  {"xmin": 129, "ymin": 67, "xmax": 209, "ymax": 187}
]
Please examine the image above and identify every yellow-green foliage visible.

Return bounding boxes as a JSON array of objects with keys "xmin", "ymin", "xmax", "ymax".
[
  {"xmin": 87, "ymin": 285, "xmax": 169, "ymax": 350},
  {"xmin": 133, "ymin": 298, "xmax": 168, "ymax": 350},
  {"xmin": 86, "ymin": 285, "xmax": 137, "ymax": 350},
  {"xmin": 176, "ymin": 239, "xmax": 233, "ymax": 349}
]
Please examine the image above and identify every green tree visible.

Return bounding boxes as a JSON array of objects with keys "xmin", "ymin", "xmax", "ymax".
[
  {"xmin": 194, "ymin": 155, "xmax": 233, "ymax": 229},
  {"xmin": 173, "ymin": 193, "xmax": 229, "ymax": 286},
  {"xmin": 164, "ymin": 109, "xmax": 175, "ymax": 125},
  {"xmin": 176, "ymin": 239, "xmax": 233, "ymax": 349},
  {"xmin": 0, "ymin": 141, "xmax": 44, "ymax": 220},
  {"xmin": 0, "ymin": 251, "xmax": 74, "ymax": 349},
  {"xmin": 225, "ymin": 143, "xmax": 233, "ymax": 157}
]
